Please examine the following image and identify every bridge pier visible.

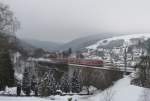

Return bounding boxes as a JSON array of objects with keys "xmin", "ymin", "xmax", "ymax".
[{"xmin": 68, "ymin": 64, "xmax": 123, "ymax": 90}]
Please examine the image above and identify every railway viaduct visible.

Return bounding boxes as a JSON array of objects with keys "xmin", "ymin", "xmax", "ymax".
[{"xmin": 32, "ymin": 60, "xmax": 135, "ymax": 89}]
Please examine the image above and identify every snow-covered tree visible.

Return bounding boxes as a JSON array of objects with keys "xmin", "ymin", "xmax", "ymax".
[
  {"xmin": 71, "ymin": 69, "xmax": 81, "ymax": 93},
  {"xmin": 60, "ymin": 73, "xmax": 70, "ymax": 93},
  {"xmin": 48, "ymin": 72, "xmax": 56, "ymax": 95},
  {"xmin": 31, "ymin": 75, "xmax": 38, "ymax": 96},
  {"xmin": 38, "ymin": 77, "xmax": 49, "ymax": 96},
  {"xmin": 38, "ymin": 70, "xmax": 57, "ymax": 96}
]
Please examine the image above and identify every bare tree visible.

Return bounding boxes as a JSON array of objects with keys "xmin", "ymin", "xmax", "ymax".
[
  {"xmin": 101, "ymin": 88, "xmax": 115, "ymax": 101},
  {"xmin": 81, "ymin": 67, "xmax": 95, "ymax": 94},
  {"xmin": 141, "ymin": 89, "xmax": 150, "ymax": 101},
  {"xmin": 136, "ymin": 56, "xmax": 150, "ymax": 87},
  {"xmin": 0, "ymin": 3, "xmax": 19, "ymax": 35}
]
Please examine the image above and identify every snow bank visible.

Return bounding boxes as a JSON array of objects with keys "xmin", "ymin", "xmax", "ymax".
[
  {"xmin": 0, "ymin": 87, "xmax": 17, "ymax": 95},
  {"xmin": 0, "ymin": 87, "xmax": 25, "ymax": 96}
]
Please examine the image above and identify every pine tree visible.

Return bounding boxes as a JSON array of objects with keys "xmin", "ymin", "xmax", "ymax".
[
  {"xmin": 30, "ymin": 75, "xmax": 39, "ymax": 96},
  {"xmin": 38, "ymin": 78, "xmax": 49, "ymax": 96},
  {"xmin": 34, "ymin": 83, "xmax": 38, "ymax": 96},
  {"xmin": 31, "ymin": 75, "xmax": 36, "ymax": 91},
  {"xmin": 71, "ymin": 70, "xmax": 81, "ymax": 93},
  {"xmin": 0, "ymin": 50, "xmax": 15, "ymax": 90},
  {"xmin": 22, "ymin": 67, "xmax": 31, "ymax": 96},
  {"xmin": 61, "ymin": 73, "xmax": 70, "ymax": 93},
  {"xmin": 38, "ymin": 70, "xmax": 57, "ymax": 96},
  {"xmin": 48, "ymin": 72, "xmax": 56, "ymax": 95}
]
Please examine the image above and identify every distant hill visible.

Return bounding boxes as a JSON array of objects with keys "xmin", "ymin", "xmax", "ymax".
[
  {"xmin": 87, "ymin": 33, "xmax": 150, "ymax": 50},
  {"xmin": 20, "ymin": 33, "xmax": 122, "ymax": 52},
  {"xmin": 15, "ymin": 38, "xmax": 35, "ymax": 56},
  {"xmin": 21, "ymin": 38, "xmax": 62, "ymax": 51},
  {"xmin": 58, "ymin": 33, "xmax": 117, "ymax": 52}
]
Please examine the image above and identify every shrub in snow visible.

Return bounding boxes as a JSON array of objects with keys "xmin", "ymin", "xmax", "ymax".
[{"xmin": 68, "ymin": 98, "xmax": 72, "ymax": 101}]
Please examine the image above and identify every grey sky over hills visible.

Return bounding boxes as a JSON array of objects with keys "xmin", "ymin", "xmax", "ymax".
[{"xmin": 1, "ymin": 0, "xmax": 150, "ymax": 42}]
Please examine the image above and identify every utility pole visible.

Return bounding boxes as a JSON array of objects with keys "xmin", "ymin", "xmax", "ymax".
[{"xmin": 124, "ymin": 46, "xmax": 127, "ymax": 75}]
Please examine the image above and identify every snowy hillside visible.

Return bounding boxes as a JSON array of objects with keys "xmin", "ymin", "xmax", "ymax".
[
  {"xmin": 87, "ymin": 33, "xmax": 150, "ymax": 49},
  {"xmin": 80, "ymin": 75, "xmax": 145, "ymax": 101}
]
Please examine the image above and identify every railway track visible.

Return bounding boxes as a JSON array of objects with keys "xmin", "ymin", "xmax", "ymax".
[{"xmin": 68, "ymin": 64, "xmax": 134, "ymax": 73}]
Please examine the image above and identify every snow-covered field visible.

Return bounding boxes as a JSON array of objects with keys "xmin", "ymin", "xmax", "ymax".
[
  {"xmin": 0, "ymin": 95, "xmax": 75, "ymax": 101},
  {"xmin": 0, "ymin": 96, "xmax": 49, "ymax": 101},
  {"xmin": 0, "ymin": 74, "xmax": 148, "ymax": 101}
]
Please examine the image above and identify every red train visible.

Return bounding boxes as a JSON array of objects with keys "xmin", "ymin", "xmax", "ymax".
[{"xmin": 50, "ymin": 58, "xmax": 103, "ymax": 67}]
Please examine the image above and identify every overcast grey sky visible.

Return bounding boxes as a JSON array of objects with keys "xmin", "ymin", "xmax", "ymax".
[{"xmin": 1, "ymin": 0, "xmax": 150, "ymax": 42}]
